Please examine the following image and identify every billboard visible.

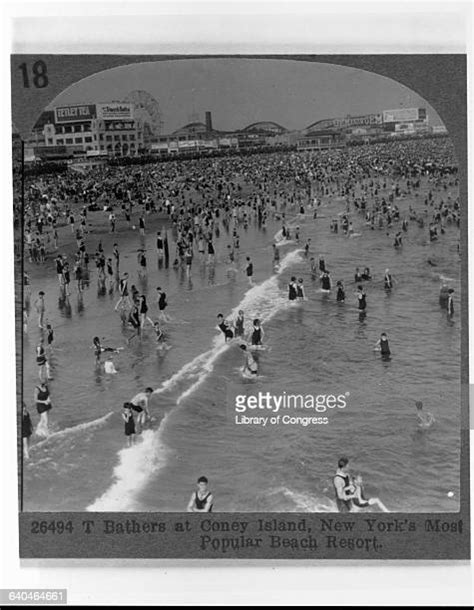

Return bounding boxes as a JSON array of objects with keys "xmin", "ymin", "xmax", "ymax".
[
  {"xmin": 383, "ymin": 107, "xmax": 423, "ymax": 123},
  {"xmin": 54, "ymin": 104, "xmax": 96, "ymax": 123},
  {"xmin": 307, "ymin": 114, "xmax": 382, "ymax": 132},
  {"xmin": 332, "ymin": 114, "xmax": 382, "ymax": 128},
  {"xmin": 96, "ymin": 102, "xmax": 134, "ymax": 120},
  {"xmin": 394, "ymin": 122, "xmax": 416, "ymax": 133}
]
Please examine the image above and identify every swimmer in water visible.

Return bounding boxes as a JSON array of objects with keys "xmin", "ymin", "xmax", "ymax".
[
  {"xmin": 310, "ymin": 257, "xmax": 317, "ymax": 280},
  {"xmin": 35, "ymin": 381, "xmax": 52, "ymax": 437},
  {"xmin": 296, "ymin": 278, "xmax": 306, "ymax": 301},
  {"xmin": 288, "ymin": 276, "xmax": 298, "ymax": 301},
  {"xmin": 127, "ymin": 304, "xmax": 141, "ymax": 343},
  {"xmin": 384, "ymin": 268, "xmax": 394, "ymax": 290},
  {"xmin": 34, "ymin": 291, "xmax": 46, "ymax": 329},
  {"xmin": 22, "ymin": 403, "xmax": 33, "ymax": 460},
  {"xmin": 245, "ymin": 256, "xmax": 254, "ymax": 285},
  {"xmin": 336, "ymin": 280, "xmax": 345, "ymax": 302},
  {"xmin": 333, "ymin": 457, "xmax": 357, "ymax": 512},
  {"xmin": 46, "ymin": 323, "xmax": 54, "ymax": 352},
  {"xmin": 129, "ymin": 387, "xmax": 153, "ymax": 433},
  {"xmin": 249, "ymin": 318, "xmax": 264, "ymax": 347},
  {"xmin": 36, "ymin": 340, "xmax": 52, "ymax": 382},
  {"xmin": 350, "ymin": 475, "xmax": 389, "ymax": 512},
  {"xmin": 234, "ymin": 310, "xmax": 245, "ymax": 339},
  {"xmin": 439, "ymin": 284, "xmax": 450, "ymax": 309},
  {"xmin": 393, "ymin": 232, "xmax": 403, "ymax": 247},
  {"xmin": 356, "ymin": 285, "xmax": 367, "ymax": 311},
  {"xmin": 187, "ymin": 476, "xmax": 214, "ymax": 512},
  {"xmin": 374, "ymin": 332, "xmax": 391, "ymax": 357},
  {"xmin": 92, "ymin": 336, "xmax": 123, "ymax": 362},
  {"xmin": 217, "ymin": 313, "xmax": 234, "ymax": 342},
  {"xmin": 153, "ymin": 320, "xmax": 164, "ymax": 343},
  {"xmin": 320, "ymin": 270, "xmax": 331, "ymax": 291},
  {"xmin": 122, "ymin": 402, "xmax": 135, "ymax": 447},
  {"xmin": 272, "ymin": 243, "xmax": 280, "ymax": 268},
  {"xmin": 447, "ymin": 289, "xmax": 455, "ymax": 317},
  {"xmin": 415, "ymin": 400, "xmax": 435, "ymax": 428},
  {"xmin": 114, "ymin": 272, "xmax": 132, "ymax": 311},
  {"xmin": 156, "ymin": 287, "xmax": 172, "ymax": 322},
  {"xmin": 240, "ymin": 344, "xmax": 258, "ymax": 376},
  {"xmin": 153, "ymin": 320, "xmax": 170, "ymax": 351}
]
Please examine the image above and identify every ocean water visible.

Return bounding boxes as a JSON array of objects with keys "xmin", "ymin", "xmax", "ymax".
[{"xmin": 22, "ymin": 177, "xmax": 461, "ymax": 513}]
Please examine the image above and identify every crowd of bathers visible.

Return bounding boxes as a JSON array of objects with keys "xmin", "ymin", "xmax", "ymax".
[{"xmin": 19, "ymin": 136, "xmax": 459, "ymax": 458}]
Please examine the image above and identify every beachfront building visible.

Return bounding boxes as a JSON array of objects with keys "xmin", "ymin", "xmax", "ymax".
[
  {"xmin": 296, "ymin": 107, "xmax": 430, "ymax": 149},
  {"xmin": 31, "ymin": 102, "xmax": 146, "ymax": 159},
  {"xmin": 296, "ymin": 130, "xmax": 345, "ymax": 151},
  {"xmin": 150, "ymin": 113, "xmax": 294, "ymax": 156}
]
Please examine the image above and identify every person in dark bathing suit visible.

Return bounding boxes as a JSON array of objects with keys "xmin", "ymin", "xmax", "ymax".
[
  {"xmin": 187, "ymin": 476, "xmax": 214, "ymax": 512},
  {"xmin": 122, "ymin": 402, "xmax": 135, "ymax": 447},
  {"xmin": 336, "ymin": 280, "xmax": 345, "ymax": 302},
  {"xmin": 36, "ymin": 340, "xmax": 52, "ymax": 382},
  {"xmin": 320, "ymin": 270, "xmax": 331, "ymax": 291},
  {"xmin": 333, "ymin": 457, "xmax": 357, "ymax": 513},
  {"xmin": 234, "ymin": 310, "xmax": 245, "ymax": 338},
  {"xmin": 250, "ymin": 318, "xmax": 264, "ymax": 347},
  {"xmin": 156, "ymin": 287, "xmax": 171, "ymax": 322},
  {"xmin": 217, "ymin": 313, "xmax": 234, "ymax": 342},
  {"xmin": 22, "ymin": 403, "xmax": 33, "ymax": 460},
  {"xmin": 374, "ymin": 332, "xmax": 391, "ymax": 357},
  {"xmin": 35, "ymin": 381, "xmax": 52, "ymax": 437},
  {"xmin": 288, "ymin": 276, "xmax": 298, "ymax": 301},
  {"xmin": 296, "ymin": 278, "xmax": 306, "ymax": 301},
  {"xmin": 127, "ymin": 305, "xmax": 142, "ymax": 343},
  {"xmin": 245, "ymin": 256, "xmax": 254, "ymax": 285},
  {"xmin": 92, "ymin": 336, "xmax": 122, "ymax": 362},
  {"xmin": 114, "ymin": 272, "xmax": 131, "ymax": 310},
  {"xmin": 356, "ymin": 285, "xmax": 367, "ymax": 310}
]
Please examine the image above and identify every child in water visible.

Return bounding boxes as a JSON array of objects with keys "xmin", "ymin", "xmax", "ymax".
[
  {"xmin": 296, "ymin": 278, "xmax": 306, "ymax": 301},
  {"xmin": 122, "ymin": 402, "xmax": 135, "ymax": 447},
  {"xmin": 234, "ymin": 310, "xmax": 245, "ymax": 338},
  {"xmin": 415, "ymin": 401, "xmax": 435, "ymax": 428},
  {"xmin": 349, "ymin": 475, "xmax": 389, "ymax": 512},
  {"xmin": 92, "ymin": 336, "xmax": 123, "ymax": 362},
  {"xmin": 240, "ymin": 344, "xmax": 258, "ymax": 376},
  {"xmin": 336, "ymin": 280, "xmax": 345, "ymax": 302},
  {"xmin": 153, "ymin": 321, "xmax": 171, "ymax": 351},
  {"xmin": 374, "ymin": 332, "xmax": 391, "ymax": 357}
]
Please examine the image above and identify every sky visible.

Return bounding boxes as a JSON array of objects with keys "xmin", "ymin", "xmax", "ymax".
[{"xmin": 50, "ymin": 58, "xmax": 443, "ymax": 133}]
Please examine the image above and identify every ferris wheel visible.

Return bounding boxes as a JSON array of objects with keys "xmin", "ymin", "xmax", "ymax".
[{"xmin": 124, "ymin": 90, "xmax": 164, "ymax": 137}]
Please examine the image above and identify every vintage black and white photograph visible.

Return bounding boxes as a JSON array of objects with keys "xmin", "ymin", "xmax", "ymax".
[{"xmin": 14, "ymin": 57, "xmax": 462, "ymax": 515}]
